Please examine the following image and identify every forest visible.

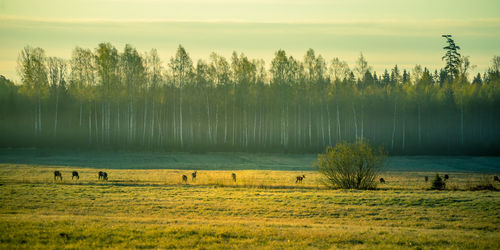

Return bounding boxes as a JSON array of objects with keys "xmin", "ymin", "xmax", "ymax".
[{"xmin": 1, "ymin": 41, "xmax": 499, "ymax": 154}]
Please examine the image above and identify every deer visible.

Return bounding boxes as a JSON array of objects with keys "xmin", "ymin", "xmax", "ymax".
[
  {"xmin": 72, "ymin": 171, "xmax": 79, "ymax": 180},
  {"xmin": 54, "ymin": 171, "xmax": 62, "ymax": 181},
  {"xmin": 102, "ymin": 172, "xmax": 108, "ymax": 181},
  {"xmin": 182, "ymin": 175, "xmax": 188, "ymax": 183},
  {"xmin": 191, "ymin": 171, "xmax": 197, "ymax": 181},
  {"xmin": 98, "ymin": 171, "xmax": 104, "ymax": 180},
  {"xmin": 379, "ymin": 178, "xmax": 385, "ymax": 183},
  {"xmin": 232, "ymin": 173, "xmax": 237, "ymax": 182},
  {"xmin": 296, "ymin": 175, "xmax": 306, "ymax": 183}
]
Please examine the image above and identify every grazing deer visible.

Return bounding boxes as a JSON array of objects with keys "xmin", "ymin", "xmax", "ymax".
[
  {"xmin": 425, "ymin": 176, "xmax": 429, "ymax": 182},
  {"xmin": 296, "ymin": 175, "xmax": 306, "ymax": 183},
  {"xmin": 102, "ymin": 172, "xmax": 108, "ymax": 181},
  {"xmin": 444, "ymin": 174, "xmax": 449, "ymax": 180},
  {"xmin": 192, "ymin": 171, "xmax": 197, "ymax": 181},
  {"xmin": 379, "ymin": 178, "xmax": 385, "ymax": 183},
  {"xmin": 54, "ymin": 171, "xmax": 62, "ymax": 181},
  {"xmin": 494, "ymin": 176, "xmax": 500, "ymax": 182},
  {"xmin": 232, "ymin": 173, "xmax": 237, "ymax": 182},
  {"xmin": 98, "ymin": 171, "xmax": 104, "ymax": 180},
  {"xmin": 182, "ymin": 175, "xmax": 188, "ymax": 183},
  {"xmin": 72, "ymin": 171, "xmax": 79, "ymax": 180}
]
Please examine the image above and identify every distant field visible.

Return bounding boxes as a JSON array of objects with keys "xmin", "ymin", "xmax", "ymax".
[
  {"xmin": 1, "ymin": 148, "xmax": 499, "ymax": 172},
  {"xmin": 0, "ymin": 164, "xmax": 500, "ymax": 248}
]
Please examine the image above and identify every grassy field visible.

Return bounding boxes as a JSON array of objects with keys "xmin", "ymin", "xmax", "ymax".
[{"xmin": 1, "ymin": 163, "xmax": 499, "ymax": 249}]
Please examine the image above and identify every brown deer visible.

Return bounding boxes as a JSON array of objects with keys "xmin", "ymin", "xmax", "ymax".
[
  {"xmin": 54, "ymin": 171, "xmax": 62, "ymax": 181},
  {"xmin": 296, "ymin": 175, "xmax": 306, "ymax": 183},
  {"xmin": 98, "ymin": 171, "xmax": 104, "ymax": 180},
  {"xmin": 72, "ymin": 171, "xmax": 79, "ymax": 180},
  {"xmin": 232, "ymin": 173, "xmax": 237, "ymax": 182},
  {"xmin": 102, "ymin": 172, "xmax": 108, "ymax": 181},
  {"xmin": 182, "ymin": 175, "xmax": 188, "ymax": 183},
  {"xmin": 191, "ymin": 171, "xmax": 197, "ymax": 181}
]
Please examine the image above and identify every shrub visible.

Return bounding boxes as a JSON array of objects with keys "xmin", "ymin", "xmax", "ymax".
[
  {"xmin": 430, "ymin": 174, "xmax": 446, "ymax": 190},
  {"xmin": 315, "ymin": 139, "xmax": 386, "ymax": 189}
]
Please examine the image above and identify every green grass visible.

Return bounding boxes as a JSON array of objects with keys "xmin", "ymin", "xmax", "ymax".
[{"xmin": 1, "ymin": 164, "xmax": 499, "ymax": 249}]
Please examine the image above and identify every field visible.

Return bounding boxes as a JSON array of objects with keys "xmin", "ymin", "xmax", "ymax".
[{"xmin": 1, "ymin": 157, "xmax": 500, "ymax": 249}]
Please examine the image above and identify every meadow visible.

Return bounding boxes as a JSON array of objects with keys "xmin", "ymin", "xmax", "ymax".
[{"xmin": 0, "ymin": 162, "xmax": 499, "ymax": 249}]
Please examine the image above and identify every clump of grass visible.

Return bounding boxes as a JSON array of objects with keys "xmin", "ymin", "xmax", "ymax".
[
  {"xmin": 468, "ymin": 175, "xmax": 498, "ymax": 191},
  {"xmin": 430, "ymin": 174, "xmax": 446, "ymax": 190}
]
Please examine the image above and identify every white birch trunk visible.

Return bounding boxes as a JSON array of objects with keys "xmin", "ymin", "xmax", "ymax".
[
  {"xmin": 352, "ymin": 103, "xmax": 358, "ymax": 141},
  {"xmin": 34, "ymin": 104, "xmax": 38, "ymax": 136},
  {"xmin": 79, "ymin": 101, "xmax": 82, "ymax": 128},
  {"xmin": 461, "ymin": 101, "xmax": 464, "ymax": 145},
  {"xmin": 89, "ymin": 103, "xmax": 92, "ymax": 144},
  {"xmin": 54, "ymin": 89, "xmax": 59, "ymax": 136},
  {"xmin": 150, "ymin": 99, "xmax": 155, "ymax": 146},
  {"xmin": 418, "ymin": 102, "xmax": 422, "ymax": 146},
  {"xmin": 336, "ymin": 100, "xmax": 341, "ymax": 142},
  {"xmin": 94, "ymin": 102, "xmax": 98, "ymax": 143},
  {"xmin": 38, "ymin": 98, "xmax": 42, "ymax": 134},
  {"xmin": 206, "ymin": 93, "xmax": 212, "ymax": 144},
  {"xmin": 143, "ymin": 99, "xmax": 147, "ymax": 145},
  {"xmin": 224, "ymin": 95, "xmax": 227, "ymax": 143},
  {"xmin": 215, "ymin": 104, "xmax": 219, "ymax": 144},
  {"xmin": 180, "ymin": 87, "xmax": 183, "ymax": 148},
  {"xmin": 392, "ymin": 99, "xmax": 397, "ymax": 150},
  {"xmin": 326, "ymin": 98, "xmax": 331, "ymax": 146}
]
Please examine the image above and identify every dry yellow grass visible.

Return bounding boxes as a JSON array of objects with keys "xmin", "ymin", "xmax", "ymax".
[{"xmin": 0, "ymin": 164, "xmax": 499, "ymax": 249}]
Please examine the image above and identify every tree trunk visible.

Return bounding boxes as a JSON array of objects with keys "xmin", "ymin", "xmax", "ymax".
[
  {"xmin": 150, "ymin": 98, "xmax": 155, "ymax": 147},
  {"xmin": 418, "ymin": 102, "xmax": 422, "ymax": 146},
  {"xmin": 117, "ymin": 102, "xmax": 120, "ymax": 143},
  {"xmin": 336, "ymin": 99, "xmax": 341, "ymax": 142},
  {"xmin": 326, "ymin": 96, "xmax": 331, "ymax": 146},
  {"xmin": 460, "ymin": 101, "xmax": 464, "ymax": 145},
  {"xmin": 180, "ymin": 87, "xmax": 183, "ymax": 148},
  {"xmin": 224, "ymin": 95, "xmax": 228, "ymax": 144},
  {"xmin": 34, "ymin": 103, "xmax": 38, "ymax": 136},
  {"xmin": 94, "ymin": 101, "xmax": 98, "ymax": 143},
  {"xmin": 402, "ymin": 115, "xmax": 406, "ymax": 151},
  {"xmin": 143, "ymin": 98, "xmax": 147, "ymax": 146},
  {"xmin": 89, "ymin": 102, "xmax": 92, "ymax": 144},
  {"xmin": 392, "ymin": 99, "xmax": 397, "ymax": 150},
  {"xmin": 206, "ymin": 92, "xmax": 212, "ymax": 144},
  {"xmin": 352, "ymin": 103, "xmax": 358, "ymax": 141},
  {"xmin": 79, "ymin": 101, "xmax": 82, "ymax": 128},
  {"xmin": 38, "ymin": 98, "xmax": 42, "ymax": 135},
  {"xmin": 53, "ymin": 89, "xmax": 59, "ymax": 136},
  {"xmin": 215, "ymin": 104, "xmax": 219, "ymax": 144},
  {"xmin": 308, "ymin": 86, "xmax": 312, "ymax": 146}
]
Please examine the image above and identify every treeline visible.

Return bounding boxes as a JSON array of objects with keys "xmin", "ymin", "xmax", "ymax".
[{"xmin": 1, "ymin": 43, "xmax": 500, "ymax": 154}]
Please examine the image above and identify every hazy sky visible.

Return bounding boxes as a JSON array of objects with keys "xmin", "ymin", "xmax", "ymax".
[{"xmin": 1, "ymin": 0, "xmax": 500, "ymax": 82}]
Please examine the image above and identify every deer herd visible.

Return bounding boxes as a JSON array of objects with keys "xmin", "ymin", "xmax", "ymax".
[
  {"xmin": 52, "ymin": 170, "xmax": 309, "ymax": 185},
  {"xmin": 52, "ymin": 170, "xmax": 500, "ymax": 186}
]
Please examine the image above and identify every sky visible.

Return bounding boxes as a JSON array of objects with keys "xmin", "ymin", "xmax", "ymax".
[{"xmin": 1, "ymin": 0, "xmax": 500, "ymax": 82}]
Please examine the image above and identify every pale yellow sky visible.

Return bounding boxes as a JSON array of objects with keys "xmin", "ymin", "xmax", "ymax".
[{"xmin": 1, "ymin": 0, "xmax": 499, "ymax": 81}]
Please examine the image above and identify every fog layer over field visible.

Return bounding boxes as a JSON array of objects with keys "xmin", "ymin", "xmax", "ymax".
[{"xmin": 0, "ymin": 149, "xmax": 499, "ymax": 173}]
